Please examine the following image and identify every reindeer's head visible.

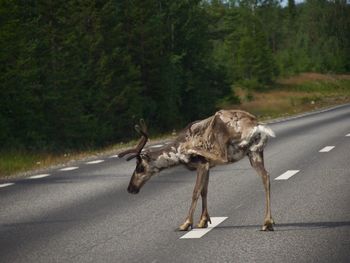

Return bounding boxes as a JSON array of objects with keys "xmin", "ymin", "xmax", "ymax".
[{"xmin": 118, "ymin": 120, "xmax": 155, "ymax": 194}]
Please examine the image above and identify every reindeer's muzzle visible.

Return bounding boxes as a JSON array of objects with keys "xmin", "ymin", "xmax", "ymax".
[{"xmin": 127, "ymin": 184, "xmax": 140, "ymax": 194}]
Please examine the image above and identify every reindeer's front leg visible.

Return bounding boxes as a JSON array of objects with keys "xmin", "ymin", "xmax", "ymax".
[{"xmin": 179, "ymin": 160, "xmax": 210, "ymax": 231}]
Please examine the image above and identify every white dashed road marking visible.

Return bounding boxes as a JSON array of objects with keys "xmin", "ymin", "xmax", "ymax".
[
  {"xmin": 29, "ymin": 174, "xmax": 50, "ymax": 179},
  {"xmin": 179, "ymin": 217, "xmax": 228, "ymax": 239},
  {"xmin": 60, "ymin": 167, "xmax": 79, "ymax": 171},
  {"xmin": 319, "ymin": 146, "xmax": 335, "ymax": 152},
  {"xmin": 346, "ymin": 133, "xmax": 350, "ymax": 137},
  {"xmin": 275, "ymin": 170, "xmax": 300, "ymax": 180},
  {"xmin": 150, "ymin": 144, "xmax": 164, "ymax": 148},
  {"xmin": 86, "ymin": 160, "xmax": 104, "ymax": 164},
  {"xmin": 109, "ymin": 155, "xmax": 119, "ymax": 158},
  {"xmin": 0, "ymin": 183, "xmax": 14, "ymax": 188}
]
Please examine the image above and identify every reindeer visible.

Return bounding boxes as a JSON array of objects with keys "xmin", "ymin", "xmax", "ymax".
[{"xmin": 118, "ymin": 110, "xmax": 276, "ymax": 231}]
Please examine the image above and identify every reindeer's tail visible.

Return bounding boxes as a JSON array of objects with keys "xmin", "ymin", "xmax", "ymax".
[
  {"xmin": 239, "ymin": 123, "xmax": 276, "ymax": 151},
  {"xmin": 256, "ymin": 124, "xmax": 276, "ymax": 138},
  {"xmin": 243, "ymin": 124, "xmax": 275, "ymax": 152}
]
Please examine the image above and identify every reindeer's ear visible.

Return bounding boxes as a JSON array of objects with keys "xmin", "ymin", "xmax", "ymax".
[{"xmin": 142, "ymin": 154, "xmax": 151, "ymax": 162}]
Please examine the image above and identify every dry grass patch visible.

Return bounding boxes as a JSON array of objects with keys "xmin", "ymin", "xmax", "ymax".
[
  {"xmin": 276, "ymin": 72, "xmax": 350, "ymax": 85},
  {"xmin": 224, "ymin": 73, "xmax": 350, "ymax": 120}
]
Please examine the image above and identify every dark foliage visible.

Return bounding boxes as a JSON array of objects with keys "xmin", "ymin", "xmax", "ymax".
[{"xmin": 0, "ymin": 0, "xmax": 349, "ymax": 152}]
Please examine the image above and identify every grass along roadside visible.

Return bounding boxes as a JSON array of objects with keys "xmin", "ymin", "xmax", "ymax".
[
  {"xmin": 1, "ymin": 73, "xmax": 349, "ymax": 179},
  {"xmin": 0, "ymin": 134, "xmax": 173, "ymax": 180},
  {"xmin": 0, "ymin": 143, "xmax": 130, "ymax": 180},
  {"xmin": 226, "ymin": 73, "xmax": 350, "ymax": 120}
]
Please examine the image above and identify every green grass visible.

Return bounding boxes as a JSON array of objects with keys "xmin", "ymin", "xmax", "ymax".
[
  {"xmin": 293, "ymin": 79, "xmax": 350, "ymax": 94},
  {"xmin": 0, "ymin": 151, "xmax": 42, "ymax": 177}
]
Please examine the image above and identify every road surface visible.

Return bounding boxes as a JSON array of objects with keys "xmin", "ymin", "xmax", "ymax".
[{"xmin": 1, "ymin": 104, "xmax": 350, "ymax": 262}]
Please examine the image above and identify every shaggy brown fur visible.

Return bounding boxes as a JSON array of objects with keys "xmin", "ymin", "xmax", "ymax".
[{"xmin": 119, "ymin": 110, "xmax": 276, "ymax": 231}]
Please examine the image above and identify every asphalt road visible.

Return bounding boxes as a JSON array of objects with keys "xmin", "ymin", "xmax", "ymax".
[{"xmin": 1, "ymin": 104, "xmax": 350, "ymax": 263}]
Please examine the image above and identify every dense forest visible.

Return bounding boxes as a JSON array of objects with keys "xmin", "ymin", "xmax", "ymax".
[{"xmin": 1, "ymin": 0, "xmax": 349, "ymax": 152}]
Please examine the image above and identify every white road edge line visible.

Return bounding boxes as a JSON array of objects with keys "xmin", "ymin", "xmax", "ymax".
[
  {"xmin": 86, "ymin": 160, "xmax": 104, "ymax": 164},
  {"xmin": 275, "ymin": 170, "xmax": 300, "ymax": 180},
  {"xmin": 0, "ymin": 183, "xmax": 15, "ymax": 188},
  {"xmin": 59, "ymin": 167, "xmax": 79, "ymax": 171},
  {"xmin": 319, "ymin": 146, "xmax": 335, "ymax": 152},
  {"xmin": 28, "ymin": 174, "xmax": 50, "ymax": 179},
  {"xmin": 180, "ymin": 217, "xmax": 228, "ymax": 239}
]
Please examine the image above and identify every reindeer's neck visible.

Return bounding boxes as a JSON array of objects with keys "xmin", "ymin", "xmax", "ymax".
[{"xmin": 148, "ymin": 142, "xmax": 189, "ymax": 172}]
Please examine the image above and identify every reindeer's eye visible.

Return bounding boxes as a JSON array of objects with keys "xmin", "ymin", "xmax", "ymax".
[{"xmin": 136, "ymin": 164, "xmax": 145, "ymax": 173}]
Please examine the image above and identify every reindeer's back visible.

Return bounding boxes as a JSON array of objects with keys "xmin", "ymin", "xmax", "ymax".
[
  {"xmin": 215, "ymin": 109, "xmax": 258, "ymax": 140},
  {"xmin": 178, "ymin": 109, "xmax": 259, "ymax": 164}
]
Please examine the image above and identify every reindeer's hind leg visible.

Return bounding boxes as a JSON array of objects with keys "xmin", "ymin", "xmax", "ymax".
[
  {"xmin": 248, "ymin": 150, "xmax": 275, "ymax": 231},
  {"xmin": 179, "ymin": 160, "xmax": 210, "ymax": 231},
  {"xmin": 197, "ymin": 168, "xmax": 211, "ymax": 228}
]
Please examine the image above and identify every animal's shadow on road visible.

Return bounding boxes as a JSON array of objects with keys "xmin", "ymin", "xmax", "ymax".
[{"xmin": 214, "ymin": 221, "xmax": 350, "ymax": 232}]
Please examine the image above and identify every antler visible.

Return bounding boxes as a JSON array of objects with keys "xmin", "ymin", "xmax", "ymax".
[{"xmin": 118, "ymin": 119, "xmax": 148, "ymax": 161}]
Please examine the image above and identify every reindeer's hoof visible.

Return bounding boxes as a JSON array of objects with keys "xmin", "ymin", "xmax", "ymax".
[
  {"xmin": 196, "ymin": 216, "xmax": 211, "ymax": 228},
  {"xmin": 261, "ymin": 218, "xmax": 275, "ymax": 231},
  {"xmin": 196, "ymin": 220, "xmax": 208, "ymax": 228},
  {"xmin": 179, "ymin": 221, "xmax": 193, "ymax": 231}
]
